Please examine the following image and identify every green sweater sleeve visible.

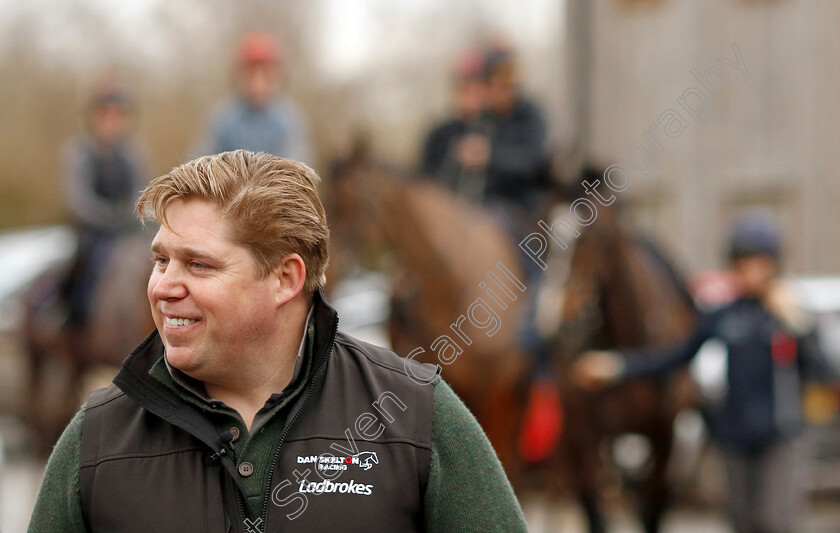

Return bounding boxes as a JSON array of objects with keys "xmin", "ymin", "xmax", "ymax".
[
  {"xmin": 28, "ymin": 409, "xmax": 87, "ymax": 533},
  {"xmin": 423, "ymin": 380, "xmax": 527, "ymax": 532}
]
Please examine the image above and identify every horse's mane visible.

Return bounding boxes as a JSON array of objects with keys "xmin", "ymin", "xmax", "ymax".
[
  {"xmin": 394, "ymin": 178, "xmax": 520, "ymax": 290},
  {"xmin": 350, "ymin": 167, "xmax": 525, "ymax": 359},
  {"xmin": 557, "ymin": 203, "xmax": 696, "ymax": 353},
  {"xmin": 602, "ymin": 217, "xmax": 697, "ymax": 350},
  {"xmin": 632, "ymin": 235, "xmax": 697, "ymax": 315}
]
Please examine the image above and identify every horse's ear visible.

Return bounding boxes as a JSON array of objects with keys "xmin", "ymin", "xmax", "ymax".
[
  {"xmin": 348, "ymin": 130, "xmax": 372, "ymax": 161},
  {"xmin": 555, "ymin": 175, "xmax": 586, "ymax": 202},
  {"xmin": 557, "ymin": 164, "xmax": 611, "ymax": 203},
  {"xmin": 327, "ymin": 131, "xmax": 373, "ymax": 184}
]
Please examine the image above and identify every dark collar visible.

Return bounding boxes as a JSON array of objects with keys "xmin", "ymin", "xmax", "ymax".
[{"xmin": 113, "ymin": 288, "xmax": 338, "ymax": 434}]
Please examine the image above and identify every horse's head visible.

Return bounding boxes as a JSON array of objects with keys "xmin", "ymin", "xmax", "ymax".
[
  {"xmin": 543, "ymin": 192, "xmax": 693, "ymax": 365},
  {"xmin": 323, "ymin": 144, "xmax": 396, "ymax": 286},
  {"xmin": 537, "ymin": 170, "xmax": 634, "ymax": 363},
  {"xmin": 551, "ymin": 213, "xmax": 616, "ymax": 362}
]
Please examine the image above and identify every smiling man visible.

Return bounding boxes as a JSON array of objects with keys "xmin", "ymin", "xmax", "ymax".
[{"xmin": 28, "ymin": 150, "xmax": 527, "ymax": 533}]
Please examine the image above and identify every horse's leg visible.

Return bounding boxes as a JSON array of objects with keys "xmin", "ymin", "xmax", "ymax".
[
  {"xmin": 62, "ymin": 331, "xmax": 87, "ymax": 422},
  {"xmin": 500, "ymin": 379, "xmax": 529, "ymax": 486},
  {"xmin": 36, "ymin": 330, "xmax": 87, "ymax": 451},
  {"xmin": 27, "ymin": 340, "xmax": 78, "ymax": 456},
  {"xmin": 579, "ymin": 490, "xmax": 607, "ymax": 533},
  {"xmin": 567, "ymin": 441, "xmax": 607, "ymax": 533},
  {"xmin": 475, "ymin": 377, "xmax": 520, "ymax": 480},
  {"xmin": 25, "ymin": 340, "xmax": 52, "ymax": 455},
  {"xmin": 562, "ymin": 391, "xmax": 607, "ymax": 533},
  {"xmin": 637, "ymin": 419, "xmax": 674, "ymax": 533}
]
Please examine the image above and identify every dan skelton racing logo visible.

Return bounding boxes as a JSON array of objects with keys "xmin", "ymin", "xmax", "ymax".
[{"xmin": 297, "ymin": 451, "xmax": 379, "ymax": 473}]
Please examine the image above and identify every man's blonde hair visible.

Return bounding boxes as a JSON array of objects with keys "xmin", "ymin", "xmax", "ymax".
[{"xmin": 137, "ymin": 150, "xmax": 329, "ymax": 292}]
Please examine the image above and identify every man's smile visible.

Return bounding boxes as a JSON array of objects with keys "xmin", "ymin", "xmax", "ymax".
[{"xmin": 164, "ymin": 316, "xmax": 200, "ymax": 327}]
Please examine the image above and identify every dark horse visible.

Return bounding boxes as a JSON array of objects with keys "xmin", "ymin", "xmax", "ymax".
[
  {"xmin": 537, "ymin": 198, "xmax": 697, "ymax": 532},
  {"xmin": 22, "ymin": 230, "xmax": 155, "ymax": 452}
]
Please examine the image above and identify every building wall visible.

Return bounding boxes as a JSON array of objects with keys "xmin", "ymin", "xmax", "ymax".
[{"xmin": 573, "ymin": 0, "xmax": 840, "ymax": 275}]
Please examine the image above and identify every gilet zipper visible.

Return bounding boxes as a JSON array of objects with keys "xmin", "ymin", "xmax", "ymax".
[{"xmin": 257, "ymin": 319, "xmax": 338, "ymax": 531}]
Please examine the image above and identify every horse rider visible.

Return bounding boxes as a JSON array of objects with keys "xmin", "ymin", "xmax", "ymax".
[
  {"xmin": 574, "ymin": 213, "xmax": 838, "ymax": 533},
  {"xmin": 29, "ymin": 150, "xmax": 527, "ymax": 533},
  {"xmin": 420, "ymin": 44, "xmax": 557, "ymax": 461},
  {"xmin": 62, "ymin": 81, "xmax": 147, "ymax": 328},
  {"xmin": 478, "ymin": 46, "xmax": 561, "ymax": 462},
  {"xmin": 479, "ymin": 46, "xmax": 552, "ymax": 218},
  {"xmin": 192, "ymin": 31, "xmax": 312, "ymax": 163},
  {"xmin": 420, "ymin": 47, "xmax": 490, "ymax": 202}
]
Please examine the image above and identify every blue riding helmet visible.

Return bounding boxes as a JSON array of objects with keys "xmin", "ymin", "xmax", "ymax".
[{"xmin": 728, "ymin": 213, "xmax": 782, "ymax": 260}]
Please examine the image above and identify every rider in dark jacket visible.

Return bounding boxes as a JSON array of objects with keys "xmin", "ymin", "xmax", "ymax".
[
  {"xmin": 63, "ymin": 82, "xmax": 146, "ymax": 326},
  {"xmin": 420, "ymin": 48, "xmax": 490, "ymax": 202},
  {"xmin": 480, "ymin": 48, "xmax": 550, "ymax": 212}
]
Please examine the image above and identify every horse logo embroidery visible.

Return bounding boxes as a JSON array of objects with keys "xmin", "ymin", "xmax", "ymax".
[{"xmin": 350, "ymin": 451, "xmax": 379, "ymax": 471}]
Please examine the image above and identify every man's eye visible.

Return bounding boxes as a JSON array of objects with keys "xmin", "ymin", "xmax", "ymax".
[
  {"xmin": 153, "ymin": 257, "xmax": 169, "ymax": 268},
  {"xmin": 190, "ymin": 261, "xmax": 208, "ymax": 270}
]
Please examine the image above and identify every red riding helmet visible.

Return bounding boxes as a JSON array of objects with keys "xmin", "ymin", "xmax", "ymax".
[{"xmin": 237, "ymin": 31, "xmax": 282, "ymax": 65}]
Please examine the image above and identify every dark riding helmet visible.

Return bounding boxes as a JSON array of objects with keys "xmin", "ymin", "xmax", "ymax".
[
  {"xmin": 88, "ymin": 81, "xmax": 132, "ymax": 111},
  {"xmin": 481, "ymin": 47, "xmax": 516, "ymax": 83},
  {"xmin": 728, "ymin": 213, "xmax": 781, "ymax": 261}
]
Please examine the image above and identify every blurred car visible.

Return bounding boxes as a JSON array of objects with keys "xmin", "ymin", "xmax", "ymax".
[
  {"xmin": 791, "ymin": 277, "xmax": 840, "ymax": 495},
  {"xmin": 0, "ymin": 226, "xmax": 75, "ymax": 333}
]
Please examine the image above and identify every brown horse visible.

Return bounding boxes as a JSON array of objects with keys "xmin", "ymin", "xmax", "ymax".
[
  {"xmin": 22, "ymin": 230, "xmax": 155, "ymax": 452},
  {"xmin": 328, "ymin": 155, "xmax": 697, "ymax": 532},
  {"xmin": 537, "ymin": 202, "xmax": 697, "ymax": 533},
  {"xmin": 325, "ymin": 157, "xmax": 531, "ymax": 472}
]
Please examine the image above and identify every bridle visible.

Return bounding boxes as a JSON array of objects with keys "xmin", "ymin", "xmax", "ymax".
[{"xmin": 539, "ymin": 208, "xmax": 612, "ymax": 362}]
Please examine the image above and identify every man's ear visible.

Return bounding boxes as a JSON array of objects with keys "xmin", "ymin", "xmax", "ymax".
[{"xmin": 273, "ymin": 253, "xmax": 306, "ymax": 307}]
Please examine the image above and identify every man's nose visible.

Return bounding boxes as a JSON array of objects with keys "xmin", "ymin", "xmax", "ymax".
[{"xmin": 151, "ymin": 265, "xmax": 189, "ymax": 301}]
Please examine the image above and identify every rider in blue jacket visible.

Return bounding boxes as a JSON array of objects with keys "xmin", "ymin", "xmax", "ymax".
[{"xmin": 192, "ymin": 32, "xmax": 312, "ymax": 163}]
